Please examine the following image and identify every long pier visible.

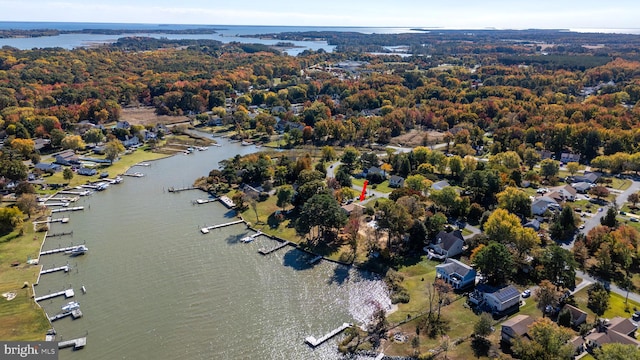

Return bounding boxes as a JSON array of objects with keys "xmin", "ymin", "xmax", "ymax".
[
  {"xmin": 40, "ymin": 245, "xmax": 81, "ymax": 256},
  {"xmin": 304, "ymin": 323, "xmax": 352, "ymax": 347},
  {"xmin": 258, "ymin": 241, "xmax": 290, "ymax": 255},
  {"xmin": 168, "ymin": 186, "xmax": 195, "ymax": 193},
  {"xmin": 35, "ymin": 288, "xmax": 74, "ymax": 302},
  {"xmin": 49, "ymin": 309, "xmax": 83, "ymax": 322},
  {"xmin": 58, "ymin": 190, "xmax": 92, "ymax": 196},
  {"xmin": 33, "ymin": 217, "xmax": 69, "ymax": 226},
  {"xmin": 40, "ymin": 265, "xmax": 70, "ymax": 275},
  {"xmin": 200, "ymin": 220, "xmax": 244, "ymax": 234},
  {"xmin": 51, "ymin": 206, "xmax": 84, "ymax": 213},
  {"xmin": 58, "ymin": 337, "xmax": 86, "ymax": 350},
  {"xmin": 48, "ymin": 231, "xmax": 73, "ymax": 238}
]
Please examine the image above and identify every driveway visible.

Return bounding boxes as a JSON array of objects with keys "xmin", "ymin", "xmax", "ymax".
[{"xmin": 326, "ymin": 161, "xmax": 389, "ymax": 205}]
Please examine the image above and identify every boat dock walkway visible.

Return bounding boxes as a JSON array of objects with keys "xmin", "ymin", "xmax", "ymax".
[
  {"xmin": 40, "ymin": 245, "xmax": 82, "ymax": 256},
  {"xmin": 258, "ymin": 241, "xmax": 290, "ymax": 255},
  {"xmin": 33, "ymin": 217, "xmax": 70, "ymax": 225},
  {"xmin": 123, "ymin": 172, "xmax": 144, "ymax": 178},
  {"xmin": 51, "ymin": 206, "xmax": 84, "ymax": 213},
  {"xmin": 35, "ymin": 288, "xmax": 74, "ymax": 302},
  {"xmin": 59, "ymin": 190, "xmax": 92, "ymax": 196},
  {"xmin": 48, "ymin": 231, "xmax": 73, "ymax": 238},
  {"xmin": 304, "ymin": 323, "xmax": 352, "ymax": 347},
  {"xmin": 168, "ymin": 186, "xmax": 195, "ymax": 193},
  {"xmin": 40, "ymin": 265, "xmax": 70, "ymax": 275},
  {"xmin": 44, "ymin": 196, "xmax": 79, "ymax": 203},
  {"xmin": 58, "ymin": 337, "xmax": 86, "ymax": 350},
  {"xmin": 200, "ymin": 220, "xmax": 244, "ymax": 234},
  {"xmin": 49, "ymin": 309, "xmax": 82, "ymax": 322},
  {"xmin": 218, "ymin": 195, "xmax": 236, "ymax": 208},
  {"xmin": 308, "ymin": 255, "xmax": 323, "ymax": 265}
]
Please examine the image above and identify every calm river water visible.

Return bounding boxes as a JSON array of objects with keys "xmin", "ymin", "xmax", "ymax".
[{"xmin": 34, "ymin": 137, "xmax": 390, "ymax": 359}]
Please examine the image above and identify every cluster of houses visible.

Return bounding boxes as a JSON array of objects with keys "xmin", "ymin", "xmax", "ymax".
[{"xmin": 531, "ymin": 172, "xmax": 601, "ymax": 216}]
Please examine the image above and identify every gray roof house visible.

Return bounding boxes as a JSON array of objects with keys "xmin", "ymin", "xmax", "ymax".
[
  {"xmin": 561, "ymin": 304, "xmax": 588, "ymax": 327},
  {"xmin": 35, "ymin": 162, "xmax": 61, "ymax": 173},
  {"xmin": 471, "ymin": 285, "xmax": 521, "ymax": 314},
  {"xmin": 427, "ymin": 230, "xmax": 465, "ymax": 260},
  {"xmin": 435, "ymin": 259, "xmax": 476, "ymax": 290},
  {"xmin": 431, "ymin": 180, "xmax": 450, "ymax": 191},
  {"xmin": 561, "ymin": 153, "xmax": 581, "ymax": 163},
  {"xmin": 586, "ymin": 317, "xmax": 640, "ymax": 349},
  {"xmin": 571, "ymin": 182, "xmax": 592, "ymax": 193},
  {"xmin": 77, "ymin": 167, "xmax": 97, "ymax": 176},
  {"xmin": 389, "ymin": 175, "xmax": 405, "ymax": 188},
  {"xmin": 531, "ymin": 196, "xmax": 560, "ymax": 215},
  {"xmin": 573, "ymin": 172, "xmax": 601, "ymax": 184}
]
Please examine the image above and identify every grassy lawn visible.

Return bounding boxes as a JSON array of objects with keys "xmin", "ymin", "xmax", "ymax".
[
  {"xmin": 352, "ymin": 178, "xmax": 394, "ymax": 194},
  {"xmin": 572, "ymin": 287, "xmax": 640, "ymax": 323},
  {"xmin": 608, "ymin": 178, "xmax": 632, "ymax": 191},
  {"xmin": 0, "ymin": 212, "xmax": 51, "ymax": 340}
]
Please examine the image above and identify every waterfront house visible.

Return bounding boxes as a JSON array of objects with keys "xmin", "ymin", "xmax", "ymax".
[
  {"xmin": 428, "ymin": 230, "xmax": 465, "ymax": 259},
  {"xmin": 77, "ymin": 167, "xmax": 97, "ymax": 176},
  {"xmin": 435, "ymin": 258, "xmax": 476, "ymax": 290},
  {"xmin": 341, "ymin": 203, "xmax": 365, "ymax": 216},
  {"xmin": 471, "ymin": 285, "xmax": 521, "ymax": 314},
  {"xmin": 54, "ymin": 150, "xmax": 79, "ymax": 166},
  {"xmin": 389, "ymin": 175, "xmax": 405, "ymax": 188},
  {"xmin": 501, "ymin": 314, "xmax": 535, "ymax": 345},
  {"xmin": 561, "ymin": 304, "xmax": 588, "ymax": 327},
  {"xmin": 122, "ymin": 136, "xmax": 140, "ymax": 148}
]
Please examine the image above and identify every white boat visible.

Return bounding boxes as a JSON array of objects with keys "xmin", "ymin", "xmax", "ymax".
[
  {"xmin": 240, "ymin": 236, "xmax": 254, "ymax": 243},
  {"xmin": 66, "ymin": 245, "xmax": 88, "ymax": 256},
  {"xmin": 61, "ymin": 301, "xmax": 80, "ymax": 312}
]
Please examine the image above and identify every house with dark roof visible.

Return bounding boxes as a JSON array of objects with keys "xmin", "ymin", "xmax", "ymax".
[
  {"xmin": 586, "ymin": 317, "xmax": 640, "ymax": 349},
  {"xmin": 122, "ymin": 136, "xmax": 140, "ymax": 148},
  {"xmin": 573, "ymin": 172, "xmax": 601, "ymax": 184},
  {"xmin": 571, "ymin": 182, "xmax": 592, "ymax": 193},
  {"xmin": 54, "ymin": 150, "xmax": 79, "ymax": 166},
  {"xmin": 561, "ymin": 153, "xmax": 581, "ymax": 164},
  {"xmin": 431, "ymin": 180, "xmax": 450, "ymax": 191},
  {"xmin": 428, "ymin": 230, "xmax": 465, "ymax": 259},
  {"xmin": 35, "ymin": 162, "xmax": 61, "ymax": 173},
  {"xmin": 341, "ymin": 203, "xmax": 365, "ymax": 216},
  {"xmin": 367, "ymin": 166, "xmax": 385, "ymax": 178},
  {"xmin": 389, "ymin": 175, "xmax": 405, "ymax": 188},
  {"xmin": 531, "ymin": 196, "xmax": 560, "ymax": 215},
  {"xmin": 435, "ymin": 258, "xmax": 476, "ymax": 290},
  {"xmin": 550, "ymin": 185, "xmax": 577, "ymax": 202},
  {"xmin": 77, "ymin": 167, "xmax": 97, "ymax": 176},
  {"xmin": 561, "ymin": 304, "xmax": 588, "ymax": 327},
  {"xmin": 115, "ymin": 120, "xmax": 131, "ymax": 129},
  {"xmin": 471, "ymin": 285, "xmax": 521, "ymax": 314},
  {"xmin": 537, "ymin": 150, "xmax": 553, "ymax": 160},
  {"xmin": 523, "ymin": 219, "xmax": 540, "ymax": 231},
  {"xmin": 501, "ymin": 314, "xmax": 535, "ymax": 345}
]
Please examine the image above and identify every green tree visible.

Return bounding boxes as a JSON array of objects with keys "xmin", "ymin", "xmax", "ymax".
[
  {"xmin": 376, "ymin": 199, "xmax": 412, "ymax": 250},
  {"xmin": 587, "ymin": 282, "xmax": 610, "ymax": 316},
  {"xmin": 0, "ymin": 207, "xmax": 24, "ymax": 235},
  {"xmin": 523, "ymin": 148, "xmax": 541, "ymax": 170},
  {"xmin": 296, "ymin": 193, "xmax": 347, "ymax": 241},
  {"xmin": 276, "ymin": 185, "xmax": 294, "ymax": 211},
  {"xmin": 594, "ymin": 343, "xmax": 640, "ymax": 360},
  {"xmin": 473, "ymin": 241, "xmax": 513, "ymax": 285},
  {"xmin": 540, "ymin": 245, "xmax": 577, "ymax": 288},
  {"xmin": 341, "ymin": 146, "xmax": 360, "ymax": 172},
  {"xmin": 63, "ymin": 167, "xmax": 74, "ymax": 181},
  {"xmin": 321, "ymin": 145, "xmax": 336, "ymax": 162},
  {"xmin": 497, "ymin": 186, "xmax": 532, "ymax": 217},
  {"xmin": 16, "ymin": 193, "xmax": 38, "ymax": 219},
  {"xmin": 484, "ymin": 208, "xmax": 520, "ymax": 244},
  {"xmin": 540, "ymin": 158, "xmax": 560, "ymax": 180},
  {"xmin": 566, "ymin": 162, "xmax": 580, "ymax": 176},
  {"xmin": 512, "ymin": 317, "xmax": 574, "ymax": 360},
  {"xmin": 534, "ymin": 279, "xmax": 563, "ymax": 316},
  {"xmin": 550, "ymin": 206, "xmax": 577, "ymax": 240},
  {"xmin": 61, "ymin": 134, "xmax": 86, "ymax": 151},
  {"xmin": 474, "ymin": 313, "xmax": 493, "ymax": 337},
  {"xmin": 627, "ymin": 193, "xmax": 640, "ymax": 208},
  {"xmin": 448, "ymin": 155, "xmax": 464, "ymax": 178},
  {"xmin": 405, "ymin": 174, "xmax": 428, "ymax": 193},
  {"xmin": 601, "ymin": 207, "xmax": 618, "ymax": 228},
  {"xmin": 83, "ymin": 128, "xmax": 105, "ymax": 145},
  {"xmin": 105, "ymin": 140, "xmax": 125, "ymax": 164}
]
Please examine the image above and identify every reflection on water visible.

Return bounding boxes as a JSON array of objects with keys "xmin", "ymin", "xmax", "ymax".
[{"xmin": 35, "ymin": 138, "xmax": 389, "ymax": 359}]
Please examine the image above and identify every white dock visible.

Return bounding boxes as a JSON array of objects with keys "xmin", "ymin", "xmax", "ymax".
[
  {"xmin": 35, "ymin": 288, "xmax": 74, "ymax": 302},
  {"xmin": 44, "ymin": 202, "xmax": 69, "ymax": 207},
  {"xmin": 308, "ymin": 255, "xmax": 323, "ymax": 265},
  {"xmin": 58, "ymin": 337, "xmax": 86, "ymax": 350},
  {"xmin": 59, "ymin": 190, "xmax": 92, "ymax": 196},
  {"xmin": 304, "ymin": 323, "xmax": 352, "ymax": 347},
  {"xmin": 40, "ymin": 265, "xmax": 70, "ymax": 275},
  {"xmin": 200, "ymin": 220, "xmax": 244, "ymax": 234},
  {"xmin": 195, "ymin": 198, "xmax": 217, "ymax": 204},
  {"xmin": 33, "ymin": 217, "xmax": 69, "ymax": 225},
  {"xmin": 51, "ymin": 206, "xmax": 84, "ymax": 213},
  {"xmin": 40, "ymin": 245, "xmax": 81, "ymax": 256},
  {"xmin": 241, "ymin": 231, "xmax": 262, "ymax": 243},
  {"xmin": 123, "ymin": 172, "xmax": 144, "ymax": 177},
  {"xmin": 49, "ymin": 309, "xmax": 83, "ymax": 322}
]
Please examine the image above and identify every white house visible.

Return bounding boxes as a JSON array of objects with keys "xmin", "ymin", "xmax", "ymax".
[{"xmin": 531, "ymin": 196, "xmax": 560, "ymax": 215}]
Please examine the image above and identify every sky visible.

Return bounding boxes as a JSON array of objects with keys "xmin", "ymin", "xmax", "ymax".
[{"xmin": 0, "ymin": 0, "xmax": 638, "ymax": 30}]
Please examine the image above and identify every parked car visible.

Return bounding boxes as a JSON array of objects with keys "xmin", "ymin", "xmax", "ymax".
[
  {"xmin": 631, "ymin": 217, "xmax": 639, "ymax": 223},
  {"xmin": 521, "ymin": 289, "xmax": 531, "ymax": 298}
]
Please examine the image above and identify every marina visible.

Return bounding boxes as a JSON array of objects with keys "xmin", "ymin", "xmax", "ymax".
[
  {"xmin": 304, "ymin": 323, "xmax": 352, "ymax": 347},
  {"xmin": 200, "ymin": 220, "xmax": 244, "ymax": 234}
]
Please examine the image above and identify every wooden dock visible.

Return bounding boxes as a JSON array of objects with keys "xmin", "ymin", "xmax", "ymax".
[
  {"xmin": 58, "ymin": 337, "xmax": 86, "ymax": 350},
  {"xmin": 200, "ymin": 220, "xmax": 244, "ymax": 234},
  {"xmin": 40, "ymin": 265, "xmax": 70, "ymax": 275},
  {"xmin": 40, "ymin": 245, "xmax": 82, "ymax": 256},
  {"xmin": 304, "ymin": 323, "xmax": 352, "ymax": 347},
  {"xmin": 48, "ymin": 231, "xmax": 73, "ymax": 238},
  {"xmin": 51, "ymin": 206, "xmax": 84, "ymax": 213},
  {"xmin": 258, "ymin": 241, "xmax": 290, "ymax": 255},
  {"xmin": 168, "ymin": 186, "xmax": 195, "ymax": 193},
  {"xmin": 35, "ymin": 288, "xmax": 74, "ymax": 302},
  {"xmin": 49, "ymin": 309, "xmax": 83, "ymax": 322}
]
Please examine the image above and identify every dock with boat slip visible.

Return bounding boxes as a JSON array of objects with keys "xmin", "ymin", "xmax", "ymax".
[
  {"xmin": 35, "ymin": 288, "xmax": 74, "ymax": 302},
  {"xmin": 200, "ymin": 220, "xmax": 244, "ymax": 234},
  {"xmin": 168, "ymin": 186, "xmax": 195, "ymax": 193},
  {"xmin": 304, "ymin": 323, "xmax": 352, "ymax": 347},
  {"xmin": 58, "ymin": 337, "xmax": 86, "ymax": 350},
  {"xmin": 258, "ymin": 241, "xmax": 290, "ymax": 255},
  {"xmin": 218, "ymin": 195, "xmax": 235, "ymax": 208},
  {"xmin": 49, "ymin": 309, "xmax": 83, "ymax": 322},
  {"xmin": 58, "ymin": 189, "xmax": 92, "ymax": 196},
  {"xmin": 40, "ymin": 245, "xmax": 83, "ymax": 256}
]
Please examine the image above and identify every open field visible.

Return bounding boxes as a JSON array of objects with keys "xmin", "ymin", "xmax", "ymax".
[{"xmin": 120, "ymin": 107, "xmax": 189, "ymax": 126}]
